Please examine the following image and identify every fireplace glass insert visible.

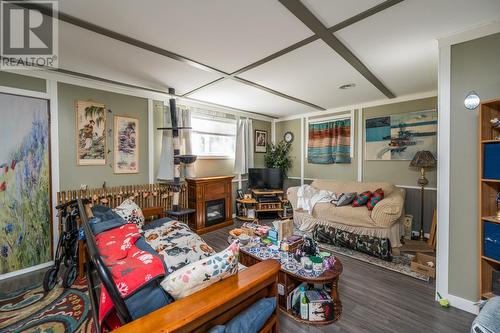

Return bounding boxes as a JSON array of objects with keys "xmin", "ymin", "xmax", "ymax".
[{"xmin": 205, "ymin": 198, "xmax": 225, "ymax": 227}]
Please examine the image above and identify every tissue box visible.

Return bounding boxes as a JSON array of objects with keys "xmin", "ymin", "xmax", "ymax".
[{"xmin": 273, "ymin": 219, "xmax": 293, "ymax": 241}]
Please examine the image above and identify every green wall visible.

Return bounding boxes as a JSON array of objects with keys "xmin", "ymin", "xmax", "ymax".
[
  {"xmin": 449, "ymin": 32, "xmax": 500, "ymax": 301},
  {"xmin": 275, "ymin": 119, "xmax": 301, "ymax": 178},
  {"xmin": 363, "ymin": 97, "xmax": 438, "ymax": 187},
  {"xmin": 58, "ymin": 83, "xmax": 149, "ymax": 189},
  {"xmin": 0, "ymin": 71, "xmax": 46, "ymax": 92},
  {"xmin": 275, "ymin": 97, "xmax": 437, "ymax": 186}
]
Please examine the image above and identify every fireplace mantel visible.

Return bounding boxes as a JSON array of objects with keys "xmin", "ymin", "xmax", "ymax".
[{"xmin": 186, "ymin": 176, "xmax": 234, "ymax": 234}]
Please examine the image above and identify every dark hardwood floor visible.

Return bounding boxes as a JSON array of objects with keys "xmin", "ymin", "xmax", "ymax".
[{"xmin": 202, "ymin": 220, "xmax": 475, "ymax": 333}]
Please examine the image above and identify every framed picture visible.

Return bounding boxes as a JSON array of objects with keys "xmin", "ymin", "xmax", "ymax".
[
  {"xmin": 255, "ymin": 130, "xmax": 267, "ymax": 153},
  {"xmin": 76, "ymin": 100, "xmax": 106, "ymax": 165},
  {"xmin": 237, "ymin": 189, "xmax": 244, "ymax": 199},
  {"xmin": 114, "ymin": 115, "xmax": 139, "ymax": 174},
  {"xmin": 365, "ymin": 109, "xmax": 437, "ymax": 161}
]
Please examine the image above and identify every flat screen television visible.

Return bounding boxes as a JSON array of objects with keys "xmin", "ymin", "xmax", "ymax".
[{"xmin": 248, "ymin": 168, "xmax": 283, "ymax": 190}]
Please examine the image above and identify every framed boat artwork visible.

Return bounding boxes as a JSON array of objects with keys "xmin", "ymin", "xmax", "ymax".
[
  {"xmin": 114, "ymin": 115, "xmax": 139, "ymax": 174},
  {"xmin": 365, "ymin": 109, "xmax": 437, "ymax": 161},
  {"xmin": 75, "ymin": 100, "xmax": 106, "ymax": 165}
]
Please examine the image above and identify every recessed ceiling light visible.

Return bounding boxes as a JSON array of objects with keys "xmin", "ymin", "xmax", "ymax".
[{"xmin": 339, "ymin": 83, "xmax": 356, "ymax": 90}]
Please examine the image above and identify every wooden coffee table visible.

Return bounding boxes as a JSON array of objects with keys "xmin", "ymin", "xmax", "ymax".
[{"xmin": 238, "ymin": 242, "xmax": 343, "ymax": 325}]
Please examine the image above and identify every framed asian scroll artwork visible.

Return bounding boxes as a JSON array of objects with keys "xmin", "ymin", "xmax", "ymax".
[
  {"xmin": 0, "ymin": 92, "xmax": 51, "ymax": 274},
  {"xmin": 365, "ymin": 109, "xmax": 438, "ymax": 161},
  {"xmin": 76, "ymin": 100, "xmax": 106, "ymax": 165},
  {"xmin": 114, "ymin": 115, "xmax": 139, "ymax": 174}
]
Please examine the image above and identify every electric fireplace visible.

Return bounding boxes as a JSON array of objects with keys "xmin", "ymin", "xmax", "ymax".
[{"xmin": 186, "ymin": 176, "xmax": 234, "ymax": 234}]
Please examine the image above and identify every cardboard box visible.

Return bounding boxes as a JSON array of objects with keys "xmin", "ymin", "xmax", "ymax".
[{"xmin": 410, "ymin": 253, "xmax": 436, "ymax": 278}]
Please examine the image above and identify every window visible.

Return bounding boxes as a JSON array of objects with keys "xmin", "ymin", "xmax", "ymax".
[{"xmin": 191, "ymin": 113, "xmax": 236, "ymax": 158}]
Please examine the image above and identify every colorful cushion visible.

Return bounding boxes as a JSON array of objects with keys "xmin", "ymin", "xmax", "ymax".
[
  {"xmin": 143, "ymin": 219, "xmax": 215, "ymax": 273},
  {"xmin": 352, "ymin": 191, "xmax": 372, "ymax": 207},
  {"xmin": 225, "ymin": 297, "xmax": 277, "ymax": 333},
  {"xmin": 335, "ymin": 192, "xmax": 357, "ymax": 207},
  {"xmin": 95, "ymin": 223, "xmax": 142, "ymax": 261},
  {"xmin": 113, "ymin": 199, "xmax": 145, "ymax": 230},
  {"xmin": 160, "ymin": 240, "xmax": 239, "ymax": 300},
  {"xmin": 367, "ymin": 188, "xmax": 384, "ymax": 211}
]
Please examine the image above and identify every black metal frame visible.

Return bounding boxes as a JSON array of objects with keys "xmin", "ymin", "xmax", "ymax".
[{"xmin": 77, "ymin": 199, "xmax": 132, "ymax": 332}]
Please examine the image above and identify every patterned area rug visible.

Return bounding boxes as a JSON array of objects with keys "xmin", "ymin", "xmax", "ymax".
[
  {"xmin": 0, "ymin": 278, "xmax": 94, "ymax": 333},
  {"xmin": 317, "ymin": 242, "xmax": 430, "ymax": 282},
  {"xmin": 294, "ymin": 229, "xmax": 430, "ymax": 282}
]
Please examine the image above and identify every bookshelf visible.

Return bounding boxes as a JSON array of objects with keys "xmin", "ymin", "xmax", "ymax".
[{"xmin": 479, "ymin": 99, "xmax": 500, "ymax": 300}]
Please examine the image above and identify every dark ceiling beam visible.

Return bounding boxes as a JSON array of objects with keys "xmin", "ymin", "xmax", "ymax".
[
  {"xmin": 14, "ymin": 1, "xmax": 228, "ymax": 76},
  {"xmin": 327, "ymin": 0, "xmax": 404, "ymax": 32},
  {"xmin": 230, "ymin": 0, "xmax": 404, "ymax": 76},
  {"xmin": 54, "ymin": 66, "xmax": 276, "ymax": 119},
  {"xmin": 184, "ymin": 0, "xmax": 403, "ymax": 98},
  {"xmin": 279, "ymin": 0, "xmax": 396, "ymax": 98},
  {"xmin": 233, "ymin": 77, "xmax": 326, "ymax": 110},
  {"xmin": 15, "ymin": 1, "xmax": 324, "ymax": 110}
]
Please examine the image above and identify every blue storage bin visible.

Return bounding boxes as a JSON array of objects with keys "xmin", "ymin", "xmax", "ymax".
[
  {"xmin": 483, "ymin": 143, "xmax": 500, "ymax": 180},
  {"xmin": 484, "ymin": 221, "xmax": 500, "ymax": 262}
]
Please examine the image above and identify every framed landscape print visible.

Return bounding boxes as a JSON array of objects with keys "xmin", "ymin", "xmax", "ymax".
[
  {"xmin": 76, "ymin": 100, "xmax": 106, "ymax": 165},
  {"xmin": 0, "ymin": 93, "xmax": 51, "ymax": 274},
  {"xmin": 365, "ymin": 109, "xmax": 437, "ymax": 161},
  {"xmin": 255, "ymin": 130, "xmax": 267, "ymax": 153},
  {"xmin": 114, "ymin": 115, "xmax": 139, "ymax": 174}
]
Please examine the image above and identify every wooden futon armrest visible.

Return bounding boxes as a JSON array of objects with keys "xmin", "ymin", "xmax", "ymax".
[{"xmin": 114, "ymin": 259, "xmax": 280, "ymax": 333}]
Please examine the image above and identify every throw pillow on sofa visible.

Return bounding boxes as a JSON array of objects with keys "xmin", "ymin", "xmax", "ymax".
[
  {"xmin": 225, "ymin": 297, "xmax": 277, "ymax": 333},
  {"xmin": 114, "ymin": 199, "xmax": 145, "ymax": 230},
  {"xmin": 160, "ymin": 240, "xmax": 240, "ymax": 300},
  {"xmin": 335, "ymin": 192, "xmax": 357, "ymax": 207},
  {"xmin": 367, "ymin": 188, "xmax": 384, "ymax": 210},
  {"xmin": 352, "ymin": 191, "xmax": 372, "ymax": 207}
]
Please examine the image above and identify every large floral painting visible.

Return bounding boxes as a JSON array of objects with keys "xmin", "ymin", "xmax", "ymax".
[
  {"xmin": 114, "ymin": 115, "xmax": 139, "ymax": 174},
  {"xmin": 76, "ymin": 100, "xmax": 106, "ymax": 165},
  {"xmin": 0, "ymin": 93, "xmax": 51, "ymax": 274}
]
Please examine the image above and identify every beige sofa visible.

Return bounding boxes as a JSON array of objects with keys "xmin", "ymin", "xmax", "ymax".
[{"xmin": 287, "ymin": 180, "xmax": 405, "ymax": 248}]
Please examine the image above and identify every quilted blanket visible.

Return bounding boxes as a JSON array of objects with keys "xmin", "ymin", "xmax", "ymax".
[
  {"xmin": 143, "ymin": 219, "xmax": 215, "ymax": 273},
  {"xmin": 95, "ymin": 223, "xmax": 166, "ymax": 329}
]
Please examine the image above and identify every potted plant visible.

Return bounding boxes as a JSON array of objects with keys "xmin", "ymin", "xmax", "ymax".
[{"xmin": 264, "ymin": 141, "xmax": 292, "ymax": 179}]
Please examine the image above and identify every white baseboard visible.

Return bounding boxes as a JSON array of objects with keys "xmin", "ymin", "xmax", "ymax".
[
  {"xmin": 444, "ymin": 294, "xmax": 479, "ymax": 315},
  {"xmin": 0, "ymin": 261, "xmax": 53, "ymax": 281}
]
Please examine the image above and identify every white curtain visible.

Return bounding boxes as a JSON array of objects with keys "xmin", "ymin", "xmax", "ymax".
[
  {"xmin": 234, "ymin": 118, "xmax": 254, "ymax": 174},
  {"xmin": 157, "ymin": 105, "xmax": 174, "ymax": 180},
  {"xmin": 178, "ymin": 105, "xmax": 192, "ymax": 155},
  {"xmin": 157, "ymin": 104, "xmax": 193, "ymax": 180}
]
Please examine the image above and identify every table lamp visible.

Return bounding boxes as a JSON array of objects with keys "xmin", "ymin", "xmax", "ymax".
[{"xmin": 410, "ymin": 150, "xmax": 437, "ymax": 240}]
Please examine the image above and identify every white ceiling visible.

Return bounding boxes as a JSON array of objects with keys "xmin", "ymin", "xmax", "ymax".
[
  {"xmin": 59, "ymin": 22, "xmax": 222, "ymax": 95},
  {"xmin": 239, "ymin": 39, "xmax": 386, "ymax": 109},
  {"xmin": 302, "ymin": 0, "xmax": 385, "ymax": 27},
  {"xmin": 50, "ymin": 0, "xmax": 500, "ymax": 117},
  {"xmin": 188, "ymin": 79, "xmax": 318, "ymax": 117},
  {"xmin": 335, "ymin": 0, "xmax": 500, "ymax": 97},
  {"xmin": 57, "ymin": 0, "xmax": 314, "ymax": 73}
]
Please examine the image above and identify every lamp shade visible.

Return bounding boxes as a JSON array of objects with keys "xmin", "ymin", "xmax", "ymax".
[{"xmin": 410, "ymin": 150, "xmax": 437, "ymax": 168}]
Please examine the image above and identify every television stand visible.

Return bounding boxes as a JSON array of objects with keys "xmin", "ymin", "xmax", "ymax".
[{"xmin": 251, "ymin": 189, "xmax": 285, "ymax": 219}]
